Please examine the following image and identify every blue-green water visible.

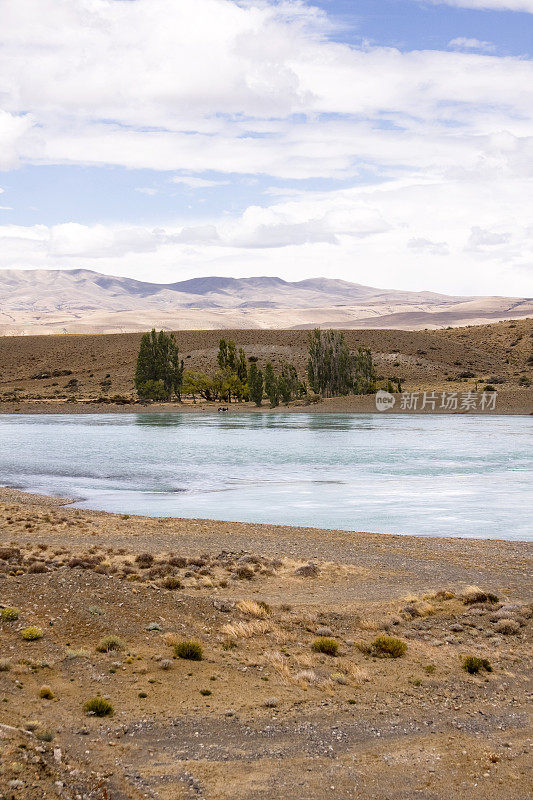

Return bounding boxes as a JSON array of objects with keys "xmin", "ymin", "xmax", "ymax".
[{"xmin": 0, "ymin": 413, "xmax": 531, "ymax": 540}]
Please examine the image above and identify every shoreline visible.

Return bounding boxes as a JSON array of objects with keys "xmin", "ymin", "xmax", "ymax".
[
  {"xmin": 1, "ymin": 387, "xmax": 532, "ymax": 416},
  {"xmin": 1, "ymin": 489, "xmax": 531, "ymax": 799},
  {"xmin": 2, "ymin": 486, "xmax": 532, "ymax": 547}
]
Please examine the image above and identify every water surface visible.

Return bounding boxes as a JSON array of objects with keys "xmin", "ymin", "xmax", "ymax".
[{"xmin": 0, "ymin": 412, "xmax": 531, "ymax": 540}]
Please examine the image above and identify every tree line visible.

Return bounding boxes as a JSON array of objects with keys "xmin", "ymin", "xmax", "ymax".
[{"xmin": 134, "ymin": 328, "xmax": 400, "ymax": 405}]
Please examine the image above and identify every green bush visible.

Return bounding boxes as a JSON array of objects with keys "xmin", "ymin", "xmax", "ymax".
[
  {"xmin": 1, "ymin": 607, "xmax": 19, "ymax": 621},
  {"xmin": 174, "ymin": 640, "xmax": 203, "ymax": 661},
  {"xmin": 83, "ymin": 696, "xmax": 114, "ymax": 716},
  {"xmin": 21, "ymin": 626, "xmax": 43, "ymax": 641},
  {"xmin": 96, "ymin": 635, "xmax": 126, "ymax": 653},
  {"xmin": 371, "ymin": 636, "xmax": 407, "ymax": 658},
  {"xmin": 462, "ymin": 655, "xmax": 492, "ymax": 674},
  {"xmin": 136, "ymin": 379, "xmax": 169, "ymax": 401},
  {"xmin": 311, "ymin": 637, "xmax": 339, "ymax": 656}
]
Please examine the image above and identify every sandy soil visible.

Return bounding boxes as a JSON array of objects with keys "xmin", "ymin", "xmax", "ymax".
[
  {"xmin": 1, "ymin": 387, "xmax": 532, "ymax": 416},
  {"xmin": 0, "ymin": 319, "xmax": 532, "ymax": 415},
  {"xmin": 0, "ymin": 488, "xmax": 531, "ymax": 799}
]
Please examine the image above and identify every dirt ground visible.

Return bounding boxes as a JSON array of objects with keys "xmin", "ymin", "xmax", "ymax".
[
  {"xmin": 0, "ymin": 320, "xmax": 532, "ymax": 415},
  {"xmin": 0, "ymin": 488, "xmax": 531, "ymax": 800}
]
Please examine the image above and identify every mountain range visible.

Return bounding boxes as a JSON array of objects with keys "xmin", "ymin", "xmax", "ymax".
[{"xmin": 0, "ymin": 268, "xmax": 531, "ymax": 335}]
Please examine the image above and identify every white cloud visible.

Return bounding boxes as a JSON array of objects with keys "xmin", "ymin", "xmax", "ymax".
[
  {"xmin": 427, "ymin": 0, "xmax": 533, "ymax": 10},
  {"xmin": 0, "ymin": 0, "xmax": 532, "ymax": 295},
  {"xmin": 1, "ymin": 171, "xmax": 531, "ymax": 295},
  {"xmin": 1, "ymin": 0, "xmax": 532, "ymax": 179},
  {"xmin": 448, "ymin": 37, "xmax": 495, "ymax": 51},
  {"xmin": 0, "ymin": 110, "xmax": 35, "ymax": 170},
  {"xmin": 171, "ymin": 176, "xmax": 230, "ymax": 189},
  {"xmin": 408, "ymin": 237, "xmax": 450, "ymax": 255}
]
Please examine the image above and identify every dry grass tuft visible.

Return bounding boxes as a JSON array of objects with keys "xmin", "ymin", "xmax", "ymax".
[
  {"xmin": 265, "ymin": 650, "xmax": 291, "ymax": 683},
  {"xmin": 461, "ymin": 585, "xmax": 499, "ymax": 605},
  {"xmin": 236, "ymin": 600, "xmax": 270, "ymax": 618},
  {"xmin": 221, "ymin": 620, "xmax": 272, "ymax": 639}
]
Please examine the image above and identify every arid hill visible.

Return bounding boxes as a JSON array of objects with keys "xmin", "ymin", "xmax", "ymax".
[
  {"xmin": 1, "ymin": 269, "xmax": 532, "ymax": 334},
  {"xmin": 0, "ymin": 319, "xmax": 531, "ymax": 410}
]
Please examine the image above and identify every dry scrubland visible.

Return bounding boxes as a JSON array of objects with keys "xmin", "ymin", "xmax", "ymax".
[
  {"xmin": 0, "ymin": 489, "xmax": 531, "ymax": 799},
  {"xmin": 0, "ymin": 318, "xmax": 532, "ymax": 414}
]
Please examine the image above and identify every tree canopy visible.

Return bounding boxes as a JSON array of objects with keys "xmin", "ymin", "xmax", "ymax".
[{"xmin": 134, "ymin": 329, "xmax": 184, "ymax": 401}]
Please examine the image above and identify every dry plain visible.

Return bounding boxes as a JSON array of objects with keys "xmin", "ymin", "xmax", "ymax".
[{"xmin": 0, "ymin": 488, "xmax": 531, "ymax": 800}]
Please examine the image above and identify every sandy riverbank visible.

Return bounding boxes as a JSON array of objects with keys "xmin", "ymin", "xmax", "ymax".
[{"xmin": 0, "ymin": 487, "xmax": 531, "ymax": 799}]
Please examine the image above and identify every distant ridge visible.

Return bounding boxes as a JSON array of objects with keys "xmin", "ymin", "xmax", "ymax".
[{"xmin": 0, "ymin": 268, "xmax": 531, "ymax": 335}]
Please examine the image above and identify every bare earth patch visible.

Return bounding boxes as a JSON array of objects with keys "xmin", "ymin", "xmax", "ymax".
[{"xmin": 0, "ymin": 488, "xmax": 531, "ymax": 799}]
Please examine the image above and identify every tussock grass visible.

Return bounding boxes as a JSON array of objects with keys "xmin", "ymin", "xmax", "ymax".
[
  {"xmin": 83, "ymin": 696, "xmax": 114, "ymax": 716},
  {"xmin": 174, "ymin": 640, "xmax": 203, "ymax": 660},
  {"xmin": 66, "ymin": 648, "xmax": 90, "ymax": 659},
  {"xmin": 21, "ymin": 626, "xmax": 43, "ymax": 641},
  {"xmin": 221, "ymin": 620, "xmax": 272, "ymax": 639},
  {"xmin": 461, "ymin": 586, "xmax": 499, "ymax": 605},
  {"xmin": 1, "ymin": 607, "xmax": 20, "ymax": 621},
  {"xmin": 462, "ymin": 655, "xmax": 492, "ymax": 674},
  {"xmin": 96, "ymin": 635, "xmax": 125, "ymax": 653},
  {"xmin": 312, "ymin": 637, "xmax": 339, "ymax": 656},
  {"xmin": 35, "ymin": 729, "xmax": 54, "ymax": 742},
  {"xmin": 236, "ymin": 600, "xmax": 270, "ymax": 617},
  {"xmin": 371, "ymin": 636, "xmax": 407, "ymax": 658}
]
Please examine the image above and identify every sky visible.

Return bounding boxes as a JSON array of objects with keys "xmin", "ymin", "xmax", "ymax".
[{"xmin": 0, "ymin": 0, "xmax": 532, "ymax": 296}]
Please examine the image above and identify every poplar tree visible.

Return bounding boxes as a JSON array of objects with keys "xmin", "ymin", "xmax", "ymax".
[
  {"xmin": 264, "ymin": 362, "xmax": 279, "ymax": 407},
  {"xmin": 134, "ymin": 329, "xmax": 184, "ymax": 400},
  {"xmin": 248, "ymin": 363, "xmax": 264, "ymax": 406}
]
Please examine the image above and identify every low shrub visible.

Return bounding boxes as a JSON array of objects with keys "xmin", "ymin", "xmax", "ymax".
[
  {"xmin": 312, "ymin": 637, "xmax": 339, "ymax": 656},
  {"xmin": 35, "ymin": 729, "xmax": 54, "ymax": 742},
  {"xmin": 21, "ymin": 626, "xmax": 43, "ymax": 641},
  {"xmin": 0, "ymin": 658, "xmax": 12, "ymax": 671},
  {"xmin": 174, "ymin": 640, "xmax": 203, "ymax": 661},
  {"xmin": 39, "ymin": 685, "xmax": 55, "ymax": 699},
  {"xmin": 461, "ymin": 586, "xmax": 499, "ymax": 605},
  {"xmin": 96, "ymin": 635, "xmax": 125, "ymax": 653},
  {"xmin": 135, "ymin": 552, "xmax": 154, "ymax": 568},
  {"xmin": 28, "ymin": 562, "xmax": 48, "ymax": 574},
  {"xmin": 264, "ymin": 697, "xmax": 278, "ymax": 707},
  {"xmin": 66, "ymin": 648, "xmax": 90, "ymax": 659},
  {"xmin": 462, "ymin": 655, "xmax": 492, "ymax": 674},
  {"xmin": 371, "ymin": 636, "xmax": 407, "ymax": 658},
  {"xmin": 1, "ymin": 607, "xmax": 20, "ymax": 621},
  {"xmin": 161, "ymin": 575, "xmax": 182, "ymax": 590},
  {"xmin": 83, "ymin": 696, "xmax": 114, "ymax": 716},
  {"xmin": 494, "ymin": 618, "xmax": 520, "ymax": 635}
]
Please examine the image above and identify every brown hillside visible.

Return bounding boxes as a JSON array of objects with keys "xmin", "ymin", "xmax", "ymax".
[{"xmin": 0, "ymin": 320, "xmax": 531, "ymax": 405}]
